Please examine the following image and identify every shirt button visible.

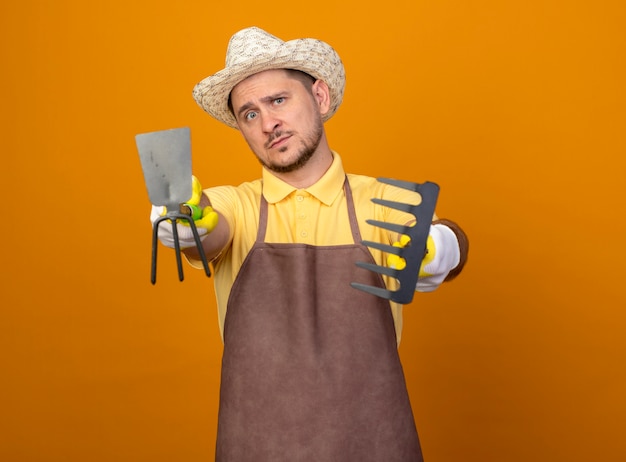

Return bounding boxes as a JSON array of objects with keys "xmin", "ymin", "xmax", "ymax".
[
  {"xmin": 301, "ymin": 231, "xmax": 308, "ymax": 237},
  {"xmin": 296, "ymin": 195, "xmax": 304, "ymax": 202}
]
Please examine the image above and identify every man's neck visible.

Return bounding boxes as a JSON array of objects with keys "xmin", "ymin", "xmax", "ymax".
[{"xmin": 273, "ymin": 143, "xmax": 334, "ymax": 190}]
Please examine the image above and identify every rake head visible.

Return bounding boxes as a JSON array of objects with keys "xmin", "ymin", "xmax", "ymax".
[{"xmin": 351, "ymin": 178, "xmax": 440, "ymax": 304}]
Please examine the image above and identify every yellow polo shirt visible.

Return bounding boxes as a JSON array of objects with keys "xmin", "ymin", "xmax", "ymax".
[{"xmin": 192, "ymin": 152, "xmax": 428, "ymax": 344}]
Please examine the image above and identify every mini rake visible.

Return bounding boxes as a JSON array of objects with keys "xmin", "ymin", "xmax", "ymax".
[{"xmin": 351, "ymin": 178, "xmax": 439, "ymax": 304}]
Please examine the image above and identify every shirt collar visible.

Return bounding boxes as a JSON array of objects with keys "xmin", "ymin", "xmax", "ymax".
[{"xmin": 262, "ymin": 151, "xmax": 346, "ymax": 206}]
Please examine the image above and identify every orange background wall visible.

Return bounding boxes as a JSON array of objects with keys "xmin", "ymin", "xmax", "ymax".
[{"xmin": 2, "ymin": 1, "xmax": 625, "ymax": 461}]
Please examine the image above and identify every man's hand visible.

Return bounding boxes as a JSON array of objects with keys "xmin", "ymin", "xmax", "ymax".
[
  {"xmin": 149, "ymin": 176, "xmax": 219, "ymax": 249},
  {"xmin": 415, "ymin": 224, "xmax": 460, "ymax": 292},
  {"xmin": 387, "ymin": 223, "xmax": 461, "ymax": 293}
]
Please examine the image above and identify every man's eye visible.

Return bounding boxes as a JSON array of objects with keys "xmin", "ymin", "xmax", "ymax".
[
  {"xmin": 274, "ymin": 97, "xmax": 285, "ymax": 105},
  {"xmin": 245, "ymin": 111, "xmax": 258, "ymax": 121}
]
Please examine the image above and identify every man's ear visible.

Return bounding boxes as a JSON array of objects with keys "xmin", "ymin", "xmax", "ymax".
[{"xmin": 312, "ymin": 80, "xmax": 331, "ymax": 116}]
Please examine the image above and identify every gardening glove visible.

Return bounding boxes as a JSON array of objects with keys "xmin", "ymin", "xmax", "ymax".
[
  {"xmin": 387, "ymin": 223, "xmax": 460, "ymax": 293},
  {"xmin": 150, "ymin": 176, "xmax": 219, "ymax": 249}
]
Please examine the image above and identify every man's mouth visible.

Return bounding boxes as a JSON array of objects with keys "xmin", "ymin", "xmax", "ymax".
[{"xmin": 267, "ymin": 132, "xmax": 292, "ymax": 149}]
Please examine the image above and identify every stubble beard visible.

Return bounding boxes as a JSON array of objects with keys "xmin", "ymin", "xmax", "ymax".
[{"xmin": 258, "ymin": 117, "xmax": 324, "ymax": 174}]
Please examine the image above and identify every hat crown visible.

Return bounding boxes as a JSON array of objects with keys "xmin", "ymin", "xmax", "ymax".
[
  {"xmin": 225, "ymin": 27, "xmax": 283, "ymax": 67},
  {"xmin": 193, "ymin": 27, "xmax": 345, "ymax": 128}
]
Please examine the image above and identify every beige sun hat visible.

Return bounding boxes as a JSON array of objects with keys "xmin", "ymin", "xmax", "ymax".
[{"xmin": 192, "ymin": 27, "xmax": 346, "ymax": 129}]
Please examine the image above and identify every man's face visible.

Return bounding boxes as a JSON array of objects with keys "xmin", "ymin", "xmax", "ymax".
[{"xmin": 230, "ymin": 69, "xmax": 328, "ymax": 174}]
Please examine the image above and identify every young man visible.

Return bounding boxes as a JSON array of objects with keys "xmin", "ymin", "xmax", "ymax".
[{"xmin": 152, "ymin": 26, "xmax": 468, "ymax": 462}]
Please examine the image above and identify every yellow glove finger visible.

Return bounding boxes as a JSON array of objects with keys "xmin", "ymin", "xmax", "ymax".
[
  {"xmin": 187, "ymin": 175, "xmax": 203, "ymax": 205},
  {"xmin": 172, "ymin": 175, "xmax": 207, "ymax": 225},
  {"xmin": 158, "ymin": 174, "xmax": 203, "ymax": 216},
  {"xmin": 386, "ymin": 234, "xmax": 436, "ymax": 276},
  {"xmin": 179, "ymin": 206, "xmax": 219, "ymax": 233},
  {"xmin": 195, "ymin": 206, "xmax": 219, "ymax": 232},
  {"xmin": 386, "ymin": 235, "xmax": 411, "ymax": 270}
]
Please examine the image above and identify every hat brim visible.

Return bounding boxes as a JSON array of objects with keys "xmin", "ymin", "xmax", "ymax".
[{"xmin": 192, "ymin": 38, "xmax": 345, "ymax": 129}]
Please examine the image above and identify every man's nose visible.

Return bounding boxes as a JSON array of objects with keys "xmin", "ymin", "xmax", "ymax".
[{"xmin": 261, "ymin": 112, "xmax": 280, "ymax": 133}]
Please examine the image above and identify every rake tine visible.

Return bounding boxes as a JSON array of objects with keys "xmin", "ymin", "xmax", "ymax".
[
  {"xmin": 350, "ymin": 283, "xmax": 395, "ymax": 300},
  {"xmin": 361, "ymin": 240, "xmax": 404, "ymax": 256},
  {"xmin": 377, "ymin": 177, "xmax": 421, "ymax": 192},
  {"xmin": 150, "ymin": 217, "xmax": 163, "ymax": 284},
  {"xmin": 355, "ymin": 261, "xmax": 399, "ymax": 278},
  {"xmin": 379, "ymin": 177, "xmax": 441, "ymax": 202},
  {"xmin": 365, "ymin": 219, "xmax": 409, "ymax": 235},
  {"xmin": 371, "ymin": 198, "xmax": 414, "ymax": 214},
  {"xmin": 170, "ymin": 217, "xmax": 185, "ymax": 282},
  {"xmin": 187, "ymin": 217, "xmax": 212, "ymax": 278}
]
